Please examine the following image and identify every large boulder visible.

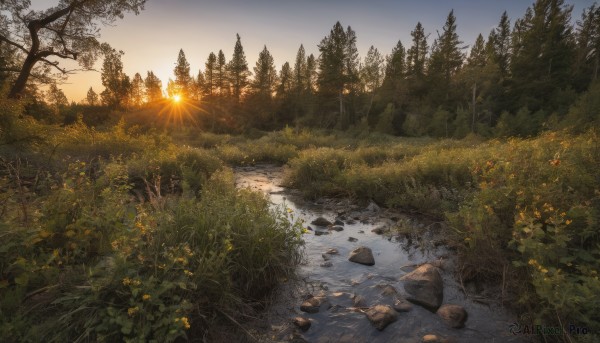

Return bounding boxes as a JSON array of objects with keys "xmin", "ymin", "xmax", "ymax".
[
  {"xmin": 437, "ymin": 304, "xmax": 468, "ymax": 328},
  {"xmin": 365, "ymin": 305, "xmax": 398, "ymax": 331},
  {"xmin": 349, "ymin": 246, "xmax": 375, "ymax": 266},
  {"xmin": 400, "ymin": 263, "xmax": 443, "ymax": 311}
]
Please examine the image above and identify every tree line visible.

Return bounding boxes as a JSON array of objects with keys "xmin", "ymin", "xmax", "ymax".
[{"xmin": 2, "ymin": 0, "xmax": 599, "ymax": 136}]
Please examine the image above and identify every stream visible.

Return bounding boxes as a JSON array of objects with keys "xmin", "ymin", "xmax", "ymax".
[{"xmin": 234, "ymin": 164, "xmax": 527, "ymax": 343}]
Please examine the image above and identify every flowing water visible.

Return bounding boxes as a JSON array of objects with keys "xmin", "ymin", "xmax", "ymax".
[{"xmin": 234, "ymin": 164, "xmax": 528, "ymax": 343}]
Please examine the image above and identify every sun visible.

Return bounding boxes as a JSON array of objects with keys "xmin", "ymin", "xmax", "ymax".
[{"xmin": 172, "ymin": 94, "xmax": 182, "ymax": 103}]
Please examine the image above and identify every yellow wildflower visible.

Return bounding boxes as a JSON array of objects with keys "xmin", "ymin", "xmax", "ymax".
[
  {"xmin": 127, "ymin": 307, "xmax": 139, "ymax": 316},
  {"xmin": 565, "ymin": 220, "xmax": 572, "ymax": 225},
  {"xmin": 180, "ymin": 317, "xmax": 191, "ymax": 329},
  {"xmin": 142, "ymin": 294, "xmax": 151, "ymax": 301}
]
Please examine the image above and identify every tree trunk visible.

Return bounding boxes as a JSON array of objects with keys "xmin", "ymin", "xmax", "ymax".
[{"xmin": 8, "ymin": 51, "xmax": 39, "ymax": 99}]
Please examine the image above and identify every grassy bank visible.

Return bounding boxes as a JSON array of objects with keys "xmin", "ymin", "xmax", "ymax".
[
  {"xmin": 279, "ymin": 129, "xmax": 599, "ymax": 339},
  {"xmin": 0, "ymin": 102, "xmax": 303, "ymax": 341}
]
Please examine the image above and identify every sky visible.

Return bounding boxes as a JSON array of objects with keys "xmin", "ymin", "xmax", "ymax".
[{"xmin": 41, "ymin": 0, "xmax": 597, "ymax": 102}]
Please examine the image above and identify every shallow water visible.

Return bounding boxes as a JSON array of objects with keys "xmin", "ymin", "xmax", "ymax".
[{"xmin": 234, "ymin": 164, "xmax": 528, "ymax": 343}]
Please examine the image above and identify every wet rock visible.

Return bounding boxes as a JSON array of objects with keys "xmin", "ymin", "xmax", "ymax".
[
  {"xmin": 358, "ymin": 230, "xmax": 365, "ymax": 234},
  {"xmin": 348, "ymin": 237, "xmax": 358, "ymax": 242},
  {"xmin": 292, "ymin": 316, "xmax": 311, "ymax": 332},
  {"xmin": 422, "ymin": 334, "xmax": 446, "ymax": 343},
  {"xmin": 365, "ymin": 305, "xmax": 398, "ymax": 331},
  {"xmin": 380, "ymin": 285, "xmax": 398, "ymax": 296},
  {"xmin": 314, "ymin": 230, "xmax": 330, "ymax": 236},
  {"xmin": 329, "ymin": 225, "xmax": 344, "ymax": 232},
  {"xmin": 322, "ymin": 253, "xmax": 331, "ymax": 261},
  {"xmin": 371, "ymin": 225, "xmax": 389, "ymax": 235},
  {"xmin": 311, "ymin": 217, "xmax": 332, "ymax": 227},
  {"xmin": 325, "ymin": 248, "xmax": 339, "ymax": 255},
  {"xmin": 334, "ymin": 219, "xmax": 345, "ymax": 226},
  {"xmin": 393, "ymin": 298, "xmax": 413, "ymax": 312},
  {"xmin": 400, "ymin": 263, "xmax": 444, "ymax": 311},
  {"xmin": 306, "ymin": 226, "xmax": 313, "ymax": 231},
  {"xmin": 345, "ymin": 219, "xmax": 357, "ymax": 225},
  {"xmin": 353, "ymin": 294, "xmax": 367, "ymax": 308},
  {"xmin": 437, "ymin": 304, "xmax": 468, "ymax": 328},
  {"xmin": 349, "ymin": 246, "xmax": 375, "ymax": 266},
  {"xmin": 300, "ymin": 296, "xmax": 330, "ymax": 314},
  {"xmin": 429, "ymin": 259, "xmax": 448, "ymax": 270},
  {"xmin": 320, "ymin": 261, "xmax": 333, "ymax": 268}
]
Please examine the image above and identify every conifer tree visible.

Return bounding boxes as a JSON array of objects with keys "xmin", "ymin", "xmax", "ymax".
[
  {"xmin": 130, "ymin": 72, "xmax": 145, "ymax": 107},
  {"xmin": 144, "ymin": 71, "xmax": 163, "ymax": 103},
  {"xmin": 252, "ymin": 46, "xmax": 278, "ymax": 97},
  {"xmin": 216, "ymin": 50, "xmax": 228, "ymax": 97},
  {"xmin": 488, "ymin": 11, "xmax": 512, "ymax": 77},
  {"xmin": 204, "ymin": 52, "xmax": 217, "ymax": 97},
  {"xmin": 173, "ymin": 49, "xmax": 192, "ymax": 98},
  {"xmin": 86, "ymin": 87, "xmax": 98, "ymax": 105},
  {"xmin": 228, "ymin": 34, "xmax": 251, "ymax": 103}
]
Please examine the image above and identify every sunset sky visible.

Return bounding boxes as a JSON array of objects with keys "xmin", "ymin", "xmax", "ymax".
[{"xmin": 48, "ymin": 0, "xmax": 596, "ymax": 102}]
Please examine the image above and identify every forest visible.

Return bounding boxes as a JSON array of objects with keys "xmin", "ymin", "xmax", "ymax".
[{"xmin": 1, "ymin": 0, "xmax": 599, "ymax": 342}]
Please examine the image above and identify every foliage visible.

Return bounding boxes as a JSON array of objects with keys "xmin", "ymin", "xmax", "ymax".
[{"xmin": 0, "ymin": 116, "xmax": 302, "ymax": 341}]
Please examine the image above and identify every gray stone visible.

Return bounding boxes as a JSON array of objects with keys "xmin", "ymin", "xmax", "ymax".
[
  {"xmin": 329, "ymin": 225, "xmax": 344, "ymax": 232},
  {"xmin": 311, "ymin": 217, "xmax": 332, "ymax": 227},
  {"xmin": 437, "ymin": 304, "xmax": 468, "ymax": 328},
  {"xmin": 380, "ymin": 285, "xmax": 397, "ymax": 296},
  {"xmin": 345, "ymin": 219, "xmax": 357, "ymax": 225},
  {"xmin": 393, "ymin": 298, "xmax": 413, "ymax": 312},
  {"xmin": 348, "ymin": 237, "xmax": 358, "ymax": 242},
  {"xmin": 325, "ymin": 248, "xmax": 339, "ymax": 255},
  {"xmin": 349, "ymin": 246, "xmax": 375, "ymax": 266},
  {"xmin": 292, "ymin": 316, "xmax": 311, "ymax": 332},
  {"xmin": 365, "ymin": 305, "xmax": 398, "ymax": 331},
  {"xmin": 366, "ymin": 200, "xmax": 381, "ymax": 213},
  {"xmin": 353, "ymin": 294, "xmax": 367, "ymax": 308},
  {"xmin": 300, "ymin": 296, "xmax": 330, "ymax": 314},
  {"xmin": 400, "ymin": 263, "xmax": 444, "ymax": 311},
  {"xmin": 320, "ymin": 261, "xmax": 333, "ymax": 268},
  {"xmin": 334, "ymin": 219, "xmax": 345, "ymax": 226},
  {"xmin": 314, "ymin": 230, "xmax": 330, "ymax": 236}
]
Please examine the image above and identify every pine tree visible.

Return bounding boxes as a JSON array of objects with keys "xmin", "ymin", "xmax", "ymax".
[
  {"xmin": 317, "ymin": 22, "xmax": 361, "ymax": 127},
  {"xmin": 86, "ymin": 87, "xmax": 98, "ymax": 105},
  {"xmin": 573, "ymin": 4, "xmax": 600, "ymax": 90},
  {"xmin": 510, "ymin": 0, "xmax": 575, "ymax": 112},
  {"xmin": 173, "ymin": 49, "xmax": 192, "ymax": 99},
  {"xmin": 488, "ymin": 11, "xmax": 512, "ymax": 77},
  {"xmin": 381, "ymin": 40, "xmax": 407, "ymax": 108},
  {"xmin": 293, "ymin": 45, "xmax": 307, "ymax": 94},
  {"xmin": 406, "ymin": 22, "xmax": 428, "ymax": 79},
  {"xmin": 467, "ymin": 34, "xmax": 487, "ymax": 67},
  {"xmin": 252, "ymin": 45, "xmax": 278, "ymax": 97},
  {"xmin": 277, "ymin": 62, "xmax": 293, "ymax": 97},
  {"xmin": 144, "ymin": 71, "xmax": 163, "ymax": 103},
  {"xmin": 130, "ymin": 72, "xmax": 145, "ymax": 108},
  {"xmin": 215, "ymin": 50, "xmax": 228, "ymax": 97},
  {"xmin": 228, "ymin": 34, "xmax": 251, "ymax": 103},
  {"xmin": 361, "ymin": 45, "xmax": 384, "ymax": 119},
  {"xmin": 305, "ymin": 54, "xmax": 317, "ymax": 93},
  {"xmin": 194, "ymin": 70, "xmax": 205, "ymax": 101},
  {"xmin": 204, "ymin": 52, "xmax": 217, "ymax": 97}
]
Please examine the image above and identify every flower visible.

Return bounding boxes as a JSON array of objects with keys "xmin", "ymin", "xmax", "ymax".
[
  {"xmin": 142, "ymin": 294, "xmax": 151, "ymax": 301},
  {"xmin": 127, "ymin": 306, "xmax": 139, "ymax": 316}
]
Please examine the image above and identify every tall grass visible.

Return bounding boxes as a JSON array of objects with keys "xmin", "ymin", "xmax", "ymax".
[{"xmin": 0, "ymin": 109, "xmax": 303, "ymax": 341}]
